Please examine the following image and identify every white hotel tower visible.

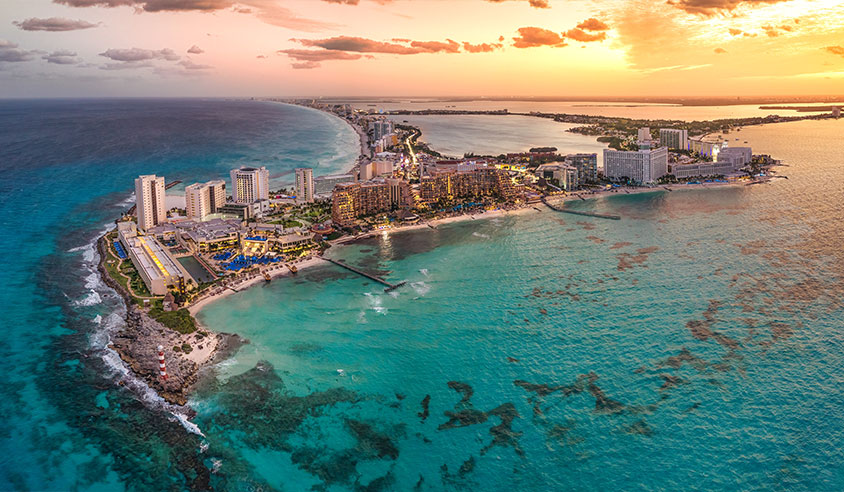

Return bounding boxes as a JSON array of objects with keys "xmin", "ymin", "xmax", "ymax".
[
  {"xmin": 134, "ymin": 174, "xmax": 166, "ymax": 232},
  {"xmin": 185, "ymin": 179, "xmax": 226, "ymax": 220},
  {"xmin": 230, "ymin": 166, "xmax": 269, "ymax": 204}
]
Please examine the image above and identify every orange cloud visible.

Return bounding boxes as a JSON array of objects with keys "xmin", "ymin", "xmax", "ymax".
[
  {"xmin": 462, "ymin": 42, "xmax": 503, "ymax": 53},
  {"xmin": 564, "ymin": 28, "xmax": 607, "ymax": 42},
  {"xmin": 714, "ymin": 47, "xmax": 727, "ymax": 53},
  {"xmin": 824, "ymin": 46, "xmax": 844, "ymax": 57},
  {"xmin": 512, "ymin": 27, "xmax": 566, "ymax": 48},
  {"xmin": 485, "ymin": 0, "xmax": 550, "ymax": 8},
  {"xmin": 666, "ymin": 0, "xmax": 788, "ymax": 16},
  {"xmin": 576, "ymin": 18, "xmax": 609, "ymax": 31}
]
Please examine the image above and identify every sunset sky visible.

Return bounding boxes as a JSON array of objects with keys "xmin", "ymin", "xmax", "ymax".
[{"xmin": 2, "ymin": 0, "xmax": 844, "ymax": 97}]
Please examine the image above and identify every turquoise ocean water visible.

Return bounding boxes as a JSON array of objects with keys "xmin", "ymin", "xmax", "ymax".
[{"xmin": 1, "ymin": 99, "xmax": 843, "ymax": 491}]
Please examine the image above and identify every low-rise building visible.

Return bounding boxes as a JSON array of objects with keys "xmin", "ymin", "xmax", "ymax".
[
  {"xmin": 672, "ymin": 161, "xmax": 735, "ymax": 179},
  {"xmin": 218, "ymin": 199, "xmax": 271, "ymax": 221},
  {"xmin": 177, "ymin": 218, "xmax": 241, "ymax": 253},
  {"xmin": 118, "ymin": 221, "xmax": 192, "ymax": 296},
  {"xmin": 716, "ymin": 147, "xmax": 752, "ymax": 170}
]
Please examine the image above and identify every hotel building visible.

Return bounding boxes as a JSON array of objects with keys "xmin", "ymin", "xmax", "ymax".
[
  {"xmin": 564, "ymin": 153, "xmax": 598, "ymax": 183},
  {"xmin": 118, "ymin": 221, "xmax": 191, "ymax": 295},
  {"xmin": 185, "ymin": 179, "xmax": 226, "ymax": 221},
  {"xmin": 230, "ymin": 166, "xmax": 269, "ymax": 204},
  {"xmin": 295, "ymin": 167, "xmax": 314, "ymax": 203},
  {"xmin": 419, "ymin": 167, "xmax": 519, "ymax": 205},
  {"xmin": 659, "ymin": 129, "xmax": 689, "ymax": 150},
  {"xmin": 603, "ymin": 146, "xmax": 669, "ymax": 184},
  {"xmin": 331, "ymin": 181, "xmax": 392, "ymax": 227},
  {"xmin": 134, "ymin": 174, "xmax": 166, "ymax": 232}
]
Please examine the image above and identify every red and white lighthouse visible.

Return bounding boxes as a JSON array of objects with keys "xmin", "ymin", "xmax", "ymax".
[{"xmin": 158, "ymin": 345, "xmax": 168, "ymax": 380}]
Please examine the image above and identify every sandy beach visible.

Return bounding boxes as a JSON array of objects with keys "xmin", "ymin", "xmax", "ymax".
[{"xmin": 188, "ymin": 256, "xmax": 325, "ymax": 316}]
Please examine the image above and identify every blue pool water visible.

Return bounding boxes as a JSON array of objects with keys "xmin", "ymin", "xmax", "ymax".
[{"xmin": 0, "ymin": 98, "xmax": 842, "ymax": 491}]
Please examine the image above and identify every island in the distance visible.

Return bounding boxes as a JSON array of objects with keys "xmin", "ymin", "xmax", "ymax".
[{"xmin": 98, "ymin": 100, "xmax": 801, "ymax": 407}]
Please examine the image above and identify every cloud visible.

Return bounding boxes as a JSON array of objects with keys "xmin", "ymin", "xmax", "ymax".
[
  {"xmin": 462, "ymin": 42, "xmax": 503, "ymax": 53},
  {"xmin": 576, "ymin": 18, "xmax": 609, "ymax": 31},
  {"xmin": 292, "ymin": 61, "xmax": 320, "ymax": 69},
  {"xmin": 296, "ymin": 36, "xmax": 464, "ymax": 55},
  {"xmin": 187, "ymin": 45, "xmax": 204, "ymax": 54},
  {"xmin": 825, "ymin": 46, "xmax": 844, "ymax": 57},
  {"xmin": 53, "ymin": 0, "xmax": 334, "ymax": 32},
  {"xmin": 485, "ymin": 0, "xmax": 550, "ymax": 8},
  {"xmin": 564, "ymin": 28, "xmax": 607, "ymax": 42},
  {"xmin": 43, "ymin": 50, "xmax": 83, "ymax": 64},
  {"xmin": 13, "ymin": 17, "xmax": 99, "ymax": 31},
  {"xmin": 761, "ymin": 25, "xmax": 779, "ymax": 37},
  {"xmin": 728, "ymin": 28, "xmax": 743, "ymax": 35},
  {"xmin": 321, "ymin": 0, "xmax": 360, "ymax": 3},
  {"xmin": 179, "ymin": 58, "xmax": 212, "ymax": 69},
  {"xmin": 100, "ymin": 47, "xmax": 180, "ymax": 62},
  {"xmin": 409, "ymin": 39, "xmax": 460, "ymax": 53},
  {"xmin": 279, "ymin": 48, "xmax": 363, "ymax": 61},
  {"xmin": 714, "ymin": 47, "xmax": 727, "ymax": 54},
  {"xmin": 0, "ymin": 39, "xmax": 37, "ymax": 63},
  {"xmin": 512, "ymin": 27, "xmax": 566, "ymax": 48},
  {"xmin": 666, "ymin": 0, "xmax": 788, "ymax": 16}
]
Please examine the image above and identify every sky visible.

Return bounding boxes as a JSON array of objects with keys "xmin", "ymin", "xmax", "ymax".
[{"xmin": 1, "ymin": 0, "xmax": 844, "ymax": 98}]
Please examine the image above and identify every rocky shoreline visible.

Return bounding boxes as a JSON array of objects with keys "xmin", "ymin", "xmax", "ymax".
[{"xmin": 96, "ymin": 234, "xmax": 243, "ymax": 406}]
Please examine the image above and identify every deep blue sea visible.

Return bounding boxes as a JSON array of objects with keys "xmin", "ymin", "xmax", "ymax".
[{"xmin": 1, "ymin": 100, "xmax": 843, "ymax": 491}]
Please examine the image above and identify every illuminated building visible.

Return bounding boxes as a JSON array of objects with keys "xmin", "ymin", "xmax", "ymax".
[
  {"xmin": 230, "ymin": 166, "xmax": 269, "ymax": 204},
  {"xmin": 331, "ymin": 181, "xmax": 391, "ymax": 227}
]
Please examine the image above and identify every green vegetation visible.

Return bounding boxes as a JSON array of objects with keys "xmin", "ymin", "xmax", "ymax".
[
  {"xmin": 269, "ymin": 218, "xmax": 303, "ymax": 228},
  {"xmin": 181, "ymin": 342, "xmax": 193, "ymax": 354},
  {"xmin": 149, "ymin": 307, "xmax": 197, "ymax": 334}
]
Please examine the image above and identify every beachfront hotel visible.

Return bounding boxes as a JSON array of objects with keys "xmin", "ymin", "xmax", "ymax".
[
  {"xmin": 117, "ymin": 221, "xmax": 192, "ymax": 295},
  {"xmin": 134, "ymin": 174, "xmax": 166, "ymax": 232},
  {"xmin": 295, "ymin": 168, "xmax": 314, "ymax": 203},
  {"xmin": 603, "ymin": 146, "xmax": 669, "ymax": 184},
  {"xmin": 185, "ymin": 180, "xmax": 226, "ymax": 221},
  {"xmin": 230, "ymin": 166, "xmax": 269, "ymax": 204},
  {"xmin": 536, "ymin": 163, "xmax": 579, "ymax": 191},
  {"xmin": 419, "ymin": 166, "xmax": 520, "ymax": 206},
  {"xmin": 331, "ymin": 181, "xmax": 392, "ymax": 227}
]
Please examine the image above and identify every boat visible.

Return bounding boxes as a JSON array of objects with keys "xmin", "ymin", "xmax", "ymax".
[
  {"xmin": 263, "ymin": 272, "xmax": 271, "ymax": 282},
  {"xmin": 287, "ymin": 264, "xmax": 298, "ymax": 274}
]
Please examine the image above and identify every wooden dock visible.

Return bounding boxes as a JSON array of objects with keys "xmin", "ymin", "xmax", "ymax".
[
  {"xmin": 322, "ymin": 257, "xmax": 407, "ymax": 292},
  {"xmin": 541, "ymin": 197, "xmax": 621, "ymax": 220}
]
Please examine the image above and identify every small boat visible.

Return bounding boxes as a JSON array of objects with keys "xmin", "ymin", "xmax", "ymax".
[
  {"xmin": 263, "ymin": 272, "xmax": 271, "ymax": 282},
  {"xmin": 287, "ymin": 264, "xmax": 298, "ymax": 274}
]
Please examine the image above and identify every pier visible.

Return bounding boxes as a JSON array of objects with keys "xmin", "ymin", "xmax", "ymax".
[
  {"xmin": 541, "ymin": 197, "xmax": 621, "ymax": 220},
  {"xmin": 322, "ymin": 257, "xmax": 407, "ymax": 292}
]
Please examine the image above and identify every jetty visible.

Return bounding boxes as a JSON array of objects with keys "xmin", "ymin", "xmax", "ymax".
[
  {"xmin": 322, "ymin": 257, "xmax": 406, "ymax": 292},
  {"xmin": 541, "ymin": 197, "xmax": 621, "ymax": 220}
]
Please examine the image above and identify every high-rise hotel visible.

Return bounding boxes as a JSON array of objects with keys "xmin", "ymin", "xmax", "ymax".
[
  {"xmin": 230, "ymin": 166, "xmax": 269, "ymax": 204},
  {"xmin": 185, "ymin": 180, "xmax": 226, "ymax": 221},
  {"xmin": 134, "ymin": 174, "xmax": 166, "ymax": 232},
  {"xmin": 295, "ymin": 168, "xmax": 314, "ymax": 203}
]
